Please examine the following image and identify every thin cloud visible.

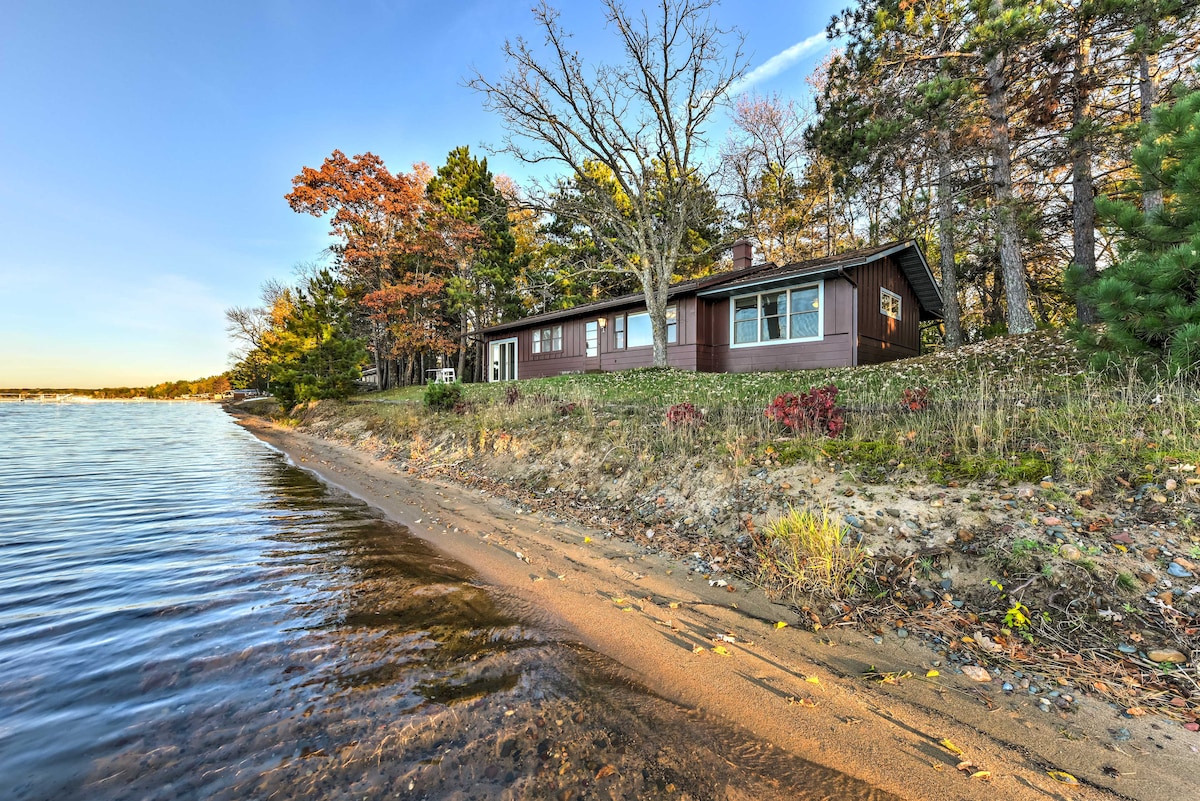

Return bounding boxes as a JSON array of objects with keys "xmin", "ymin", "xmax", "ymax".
[{"xmin": 730, "ymin": 31, "xmax": 830, "ymax": 95}]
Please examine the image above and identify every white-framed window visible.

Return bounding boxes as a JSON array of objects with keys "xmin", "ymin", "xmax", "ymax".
[
  {"xmin": 585, "ymin": 321, "xmax": 599, "ymax": 357},
  {"xmin": 730, "ymin": 282, "xmax": 822, "ymax": 347},
  {"xmin": 880, "ymin": 287, "xmax": 902, "ymax": 320},
  {"xmin": 613, "ymin": 314, "xmax": 625, "ymax": 349},
  {"xmin": 620, "ymin": 306, "xmax": 677, "ymax": 348},
  {"xmin": 531, "ymin": 324, "xmax": 563, "ymax": 354}
]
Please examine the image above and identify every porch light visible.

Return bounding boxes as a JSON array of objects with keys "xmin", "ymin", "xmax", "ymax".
[{"xmin": 597, "ymin": 317, "xmax": 607, "ymax": 328}]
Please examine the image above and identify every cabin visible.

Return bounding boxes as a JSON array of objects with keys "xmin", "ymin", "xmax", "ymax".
[{"xmin": 479, "ymin": 240, "xmax": 943, "ymax": 381}]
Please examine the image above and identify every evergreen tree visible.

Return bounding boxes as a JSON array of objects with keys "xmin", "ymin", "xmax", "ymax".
[
  {"xmin": 1073, "ymin": 86, "xmax": 1200, "ymax": 374},
  {"xmin": 265, "ymin": 270, "xmax": 368, "ymax": 405}
]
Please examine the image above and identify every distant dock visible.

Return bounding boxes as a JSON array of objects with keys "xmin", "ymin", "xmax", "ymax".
[{"xmin": 0, "ymin": 393, "xmax": 75, "ymax": 403}]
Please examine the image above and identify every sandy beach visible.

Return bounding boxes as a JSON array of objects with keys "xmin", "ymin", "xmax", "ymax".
[{"xmin": 235, "ymin": 411, "xmax": 1200, "ymax": 801}]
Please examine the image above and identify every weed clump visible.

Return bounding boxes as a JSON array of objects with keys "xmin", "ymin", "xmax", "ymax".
[
  {"xmin": 764, "ymin": 385, "xmax": 845, "ymax": 438},
  {"xmin": 754, "ymin": 506, "xmax": 866, "ymax": 600},
  {"xmin": 665, "ymin": 402, "xmax": 704, "ymax": 428}
]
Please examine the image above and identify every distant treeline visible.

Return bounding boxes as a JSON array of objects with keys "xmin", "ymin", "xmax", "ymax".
[{"xmin": 4, "ymin": 373, "xmax": 233, "ymax": 399}]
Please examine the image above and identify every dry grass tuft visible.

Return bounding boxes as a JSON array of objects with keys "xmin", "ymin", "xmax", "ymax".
[{"xmin": 754, "ymin": 505, "xmax": 867, "ymax": 601}]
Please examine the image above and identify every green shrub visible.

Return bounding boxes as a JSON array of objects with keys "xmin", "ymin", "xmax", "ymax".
[{"xmin": 423, "ymin": 381, "xmax": 463, "ymax": 411}]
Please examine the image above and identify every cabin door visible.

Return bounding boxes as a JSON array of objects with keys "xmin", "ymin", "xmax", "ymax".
[
  {"xmin": 584, "ymin": 320, "xmax": 601, "ymax": 371},
  {"xmin": 489, "ymin": 338, "xmax": 517, "ymax": 382}
]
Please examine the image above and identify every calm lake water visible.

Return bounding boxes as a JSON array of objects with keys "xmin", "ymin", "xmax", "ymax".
[{"xmin": 0, "ymin": 402, "xmax": 891, "ymax": 800}]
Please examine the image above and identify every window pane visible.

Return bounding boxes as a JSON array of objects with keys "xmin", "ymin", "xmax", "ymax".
[
  {"xmin": 614, "ymin": 315, "xmax": 625, "ymax": 349},
  {"xmin": 734, "ymin": 296, "xmax": 757, "ymax": 321},
  {"xmin": 761, "ymin": 315, "xmax": 785, "ymax": 341},
  {"xmin": 552, "ymin": 325, "xmax": 562, "ymax": 351},
  {"xmin": 734, "ymin": 320, "xmax": 757, "ymax": 344},
  {"xmin": 627, "ymin": 312, "xmax": 652, "ymax": 347},
  {"xmin": 586, "ymin": 322, "xmax": 598, "ymax": 357},
  {"xmin": 760, "ymin": 292, "xmax": 785, "ymax": 317},
  {"xmin": 790, "ymin": 311, "xmax": 818, "ymax": 338},
  {"xmin": 791, "ymin": 287, "xmax": 819, "ymax": 314},
  {"xmin": 532, "ymin": 332, "xmax": 541, "ymax": 354},
  {"xmin": 666, "ymin": 306, "xmax": 677, "ymax": 344}
]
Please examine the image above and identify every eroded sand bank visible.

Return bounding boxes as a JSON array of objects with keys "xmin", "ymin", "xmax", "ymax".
[{"xmin": 235, "ymin": 412, "xmax": 1199, "ymax": 801}]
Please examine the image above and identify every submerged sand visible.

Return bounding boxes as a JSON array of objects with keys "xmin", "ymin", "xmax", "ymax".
[{"xmin": 235, "ymin": 412, "xmax": 1199, "ymax": 801}]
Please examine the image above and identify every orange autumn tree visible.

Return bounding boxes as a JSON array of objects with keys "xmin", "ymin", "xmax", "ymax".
[{"xmin": 286, "ymin": 151, "xmax": 465, "ymax": 386}]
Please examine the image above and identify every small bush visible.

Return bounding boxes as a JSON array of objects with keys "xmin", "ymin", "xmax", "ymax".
[
  {"xmin": 901, "ymin": 386, "xmax": 929, "ymax": 412},
  {"xmin": 754, "ymin": 506, "xmax": 866, "ymax": 600},
  {"xmin": 504, "ymin": 385, "xmax": 521, "ymax": 405},
  {"xmin": 556, "ymin": 401, "xmax": 579, "ymax": 416},
  {"xmin": 764, "ymin": 385, "xmax": 845, "ymax": 438},
  {"xmin": 665, "ymin": 402, "xmax": 704, "ymax": 428},
  {"xmin": 423, "ymin": 381, "xmax": 463, "ymax": 411}
]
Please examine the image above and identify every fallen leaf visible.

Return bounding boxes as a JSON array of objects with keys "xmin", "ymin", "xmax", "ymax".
[
  {"xmin": 774, "ymin": 621, "xmax": 788, "ymax": 629},
  {"xmin": 583, "ymin": 536, "xmax": 592, "ymax": 543},
  {"xmin": 971, "ymin": 771, "xmax": 992, "ymax": 780},
  {"xmin": 712, "ymin": 645, "xmax": 731, "ymax": 657},
  {"xmin": 1046, "ymin": 770, "xmax": 1079, "ymax": 785},
  {"xmin": 805, "ymin": 676, "xmax": 821, "ymax": 685},
  {"xmin": 595, "ymin": 765, "xmax": 616, "ymax": 779},
  {"xmin": 939, "ymin": 739, "xmax": 965, "ymax": 757},
  {"xmin": 926, "ymin": 669, "xmax": 940, "ymax": 678}
]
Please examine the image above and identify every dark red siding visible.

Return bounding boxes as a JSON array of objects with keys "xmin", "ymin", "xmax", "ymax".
[
  {"xmin": 704, "ymin": 277, "xmax": 855, "ymax": 372},
  {"xmin": 854, "ymin": 255, "xmax": 920, "ymax": 364},
  {"xmin": 491, "ymin": 297, "xmax": 704, "ymax": 379}
]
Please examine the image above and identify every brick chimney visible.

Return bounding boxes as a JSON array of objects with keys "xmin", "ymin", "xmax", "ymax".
[{"xmin": 732, "ymin": 238, "xmax": 753, "ymax": 271}]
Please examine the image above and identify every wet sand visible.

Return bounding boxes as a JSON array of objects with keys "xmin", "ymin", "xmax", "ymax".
[{"xmin": 236, "ymin": 412, "xmax": 1200, "ymax": 801}]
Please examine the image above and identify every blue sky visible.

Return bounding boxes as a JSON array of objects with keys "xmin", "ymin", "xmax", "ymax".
[{"xmin": 0, "ymin": 0, "xmax": 845, "ymax": 387}]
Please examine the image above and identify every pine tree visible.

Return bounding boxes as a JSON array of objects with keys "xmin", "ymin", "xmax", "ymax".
[
  {"xmin": 266, "ymin": 270, "xmax": 368, "ymax": 406},
  {"xmin": 1074, "ymin": 86, "xmax": 1200, "ymax": 374}
]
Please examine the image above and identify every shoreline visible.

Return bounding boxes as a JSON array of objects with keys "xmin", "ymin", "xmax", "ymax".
[{"xmin": 233, "ymin": 410, "xmax": 1200, "ymax": 801}]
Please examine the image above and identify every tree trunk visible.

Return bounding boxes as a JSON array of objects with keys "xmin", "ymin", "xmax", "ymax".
[
  {"xmin": 457, "ymin": 313, "xmax": 468, "ymax": 379},
  {"xmin": 937, "ymin": 129, "xmax": 964, "ymax": 348},
  {"xmin": 984, "ymin": 7, "xmax": 1036, "ymax": 335},
  {"xmin": 1071, "ymin": 28, "xmax": 1099, "ymax": 324},
  {"xmin": 639, "ymin": 260, "xmax": 671, "ymax": 368},
  {"xmin": 1138, "ymin": 49, "xmax": 1164, "ymax": 216}
]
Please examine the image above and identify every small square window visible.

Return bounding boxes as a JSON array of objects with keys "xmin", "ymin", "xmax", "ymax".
[{"xmin": 880, "ymin": 288, "xmax": 902, "ymax": 320}]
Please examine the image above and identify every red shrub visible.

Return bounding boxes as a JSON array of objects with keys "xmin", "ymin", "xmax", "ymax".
[
  {"xmin": 901, "ymin": 386, "xmax": 930, "ymax": 412},
  {"xmin": 764, "ymin": 385, "xmax": 845, "ymax": 438},
  {"xmin": 666, "ymin": 402, "xmax": 704, "ymax": 428}
]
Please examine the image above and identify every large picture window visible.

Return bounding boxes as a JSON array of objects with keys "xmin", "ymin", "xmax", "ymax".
[
  {"xmin": 531, "ymin": 324, "xmax": 562, "ymax": 354},
  {"xmin": 731, "ymin": 283, "xmax": 822, "ymax": 347},
  {"xmin": 618, "ymin": 307, "xmax": 677, "ymax": 348}
]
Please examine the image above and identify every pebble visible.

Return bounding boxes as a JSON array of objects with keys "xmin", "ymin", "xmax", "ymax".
[
  {"xmin": 962, "ymin": 665, "xmax": 992, "ymax": 682},
  {"xmin": 1002, "ymin": 682, "xmax": 1014, "ymax": 692},
  {"xmin": 1112, "ymin": 727, "xmax": 1132, "ymax": 741},
  {"xmin": 1118, "ymin": 644, "xmax": 1138, "ymax": 654},
  {"xmin": 1168, "ymin": 562, "xmax": 1194, "ymax": 578},
  {"xmin": 896, "ymin": 628, "xmax": 909, "ymax": 639},
  {"xmin": 1147, "ymin": 648, "xmax": 1188, "ymax": 664},
  {"xmin": 1059, "ymin": 544, "xmax": 1082, "ymax": 561}
]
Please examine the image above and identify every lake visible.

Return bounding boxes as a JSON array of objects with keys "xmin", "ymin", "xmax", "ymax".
[{"xmin": 0, "ymin": 401, "xmax": 890, "ymax": 800}]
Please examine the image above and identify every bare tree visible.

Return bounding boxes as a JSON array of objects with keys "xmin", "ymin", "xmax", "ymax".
[{"xmin": 470, "ymin": 0, "xmax": 746, "ymax": 366}]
